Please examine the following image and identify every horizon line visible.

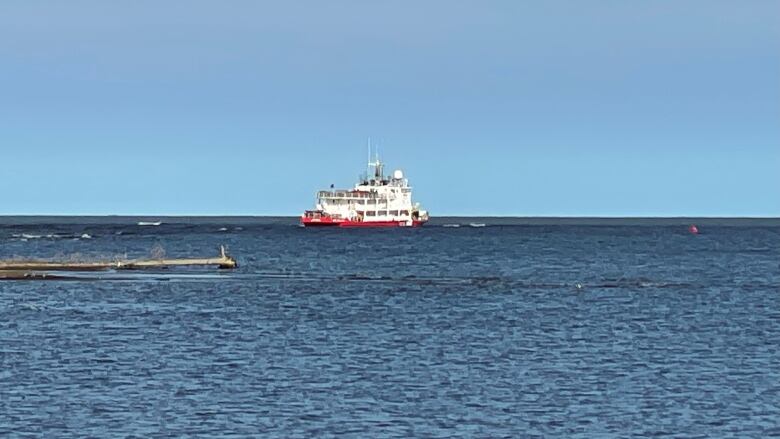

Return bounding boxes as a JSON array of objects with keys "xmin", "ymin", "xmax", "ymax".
[{"xmin": 1, "ymin": 214, "xmax": 779, "ymax": 219}]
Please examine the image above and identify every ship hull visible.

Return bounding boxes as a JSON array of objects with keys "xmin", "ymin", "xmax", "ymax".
[{"xmin": 301, "ymin": 217, "xmax": 426, "ymax": 228}]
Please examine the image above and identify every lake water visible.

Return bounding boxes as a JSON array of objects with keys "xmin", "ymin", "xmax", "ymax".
[{"xmin": 1, "ymin": 217, "xmax": 779, "ymax": 437}]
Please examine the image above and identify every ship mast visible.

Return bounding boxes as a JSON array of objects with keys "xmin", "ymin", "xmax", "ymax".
[{"xmin": 366, "ymin": 138, "xmax": 384, "ymax": 182}]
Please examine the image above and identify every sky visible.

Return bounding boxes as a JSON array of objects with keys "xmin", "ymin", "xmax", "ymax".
[{"xmin": 1, "ymin": 1, "xmax": 778, "ymax": 216}]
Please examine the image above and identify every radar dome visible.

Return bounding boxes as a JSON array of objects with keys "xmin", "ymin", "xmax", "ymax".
[{"xmin": 393, "ymin": 170, "xmax": 404, "ymax": 179}]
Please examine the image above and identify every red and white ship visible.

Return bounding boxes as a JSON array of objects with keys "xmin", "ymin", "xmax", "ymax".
[{"xmin": 301, "ymin": 153, "xmax": 429, "ymax": 227}]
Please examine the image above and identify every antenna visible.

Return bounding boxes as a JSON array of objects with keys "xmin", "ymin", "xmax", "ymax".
[
  {"xmin": 367, "ymin": 137, "xmax": 372, "ymax": 176},
  {"xmin": 365, "ymin": 137, "xmax": 385, "ymax": 180}
]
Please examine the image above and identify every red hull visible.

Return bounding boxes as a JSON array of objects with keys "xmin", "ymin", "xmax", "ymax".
[{"xmin": 301, "ymin": 216, "xmax": 426, "ymax": 228}]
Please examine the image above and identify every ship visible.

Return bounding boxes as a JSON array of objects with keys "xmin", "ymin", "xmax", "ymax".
[{"xmin": 301, "ymin": 153, "xmax": 429, "ymax": 227}]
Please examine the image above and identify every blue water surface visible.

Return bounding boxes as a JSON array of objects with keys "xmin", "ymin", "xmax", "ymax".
[{"xmin": 1, "ymin": 218, "xmax": 779, "ymax": 437}]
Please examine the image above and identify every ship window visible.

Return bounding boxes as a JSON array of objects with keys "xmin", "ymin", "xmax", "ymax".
[
  {"xmin": 390, "ymin": 210, "xmax": 399, "ymax": 216},
  {"xmin": 367, "ymin": 199, "xmax": 376, "ymax": 204},
  {"xmin": 366, "ymin": 211, "xmax": 375, "ymax": 216},
  {"xmin": 401, "ymin": 210, "xmax": 409, "ymax": 216},
  {"xmin": 379, "ymin": 210, "xmax": 388, "ymax": 216}
]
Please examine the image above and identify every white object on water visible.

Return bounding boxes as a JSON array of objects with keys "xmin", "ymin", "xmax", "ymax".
[
  {"xmin": 301, "ymin": 149, "xmax": 429, "ymax": 227},
  {"xmin": 443, "ymin": 224, "xmax": 460, "ymax": 228},
  {"xmin": 137, "ymin": 221, "xmax": 162, "ymax": 226},
  {"xmin": 469, "ymin": 223, "xmax": 486, "ymax": 228}
]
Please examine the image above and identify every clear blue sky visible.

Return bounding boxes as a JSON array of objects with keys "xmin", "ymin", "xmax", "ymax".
[{"xmin": 1, "ymin": 1, "xmax": 778, "ymax": 216}]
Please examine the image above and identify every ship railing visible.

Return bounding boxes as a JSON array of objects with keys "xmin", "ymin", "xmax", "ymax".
[
  {"xmin": 317, "ymin": 190, "xmax": 378, "ymax": 200},
  {"xmin": 303, "ymin": 210, "xmax": 343, "ymax": 219}
]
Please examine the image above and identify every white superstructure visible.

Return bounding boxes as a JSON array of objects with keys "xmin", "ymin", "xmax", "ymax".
[{"xmin": 302, "ymin": 153, "xmax": 429, "ymax": 227}]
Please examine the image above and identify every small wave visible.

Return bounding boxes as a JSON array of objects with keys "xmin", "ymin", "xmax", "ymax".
[
  {"xmin": 218, "ymin": 227, "xmax": 228, "ymax": 232},
  {"xmin": 137, "ymin": 221, "xmax": 162, "ymax": 226},
  {"xmin": 13, "ymin": 233, "xmax": 62, "ymax": 240},
  {"xmin": 12, "ymin": 232, "xmax": 93, "ymax": 240},
  {"xmin": 19, "ymin": 302, "xmax": 46, "ymax": 311},
  {"xmin": 443, "ymin": 224, "xmax": 460, "ymax": 228},
  {"xmin": 743, "ymin": 247, "xmax": 772, "ymax": 253},
  {"xmin": 469, "ymin": 223, "xmax": 486, "ymax": 228}
]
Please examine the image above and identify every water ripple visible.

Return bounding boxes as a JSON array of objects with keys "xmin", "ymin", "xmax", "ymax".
[{"xmin": 1, "ymin": 223, "xmax": 779, "ymax": 437}]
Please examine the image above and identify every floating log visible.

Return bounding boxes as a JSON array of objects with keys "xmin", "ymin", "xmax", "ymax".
[{"xmin": 0, "ymin": 246, "xmax": 237, "ymax": 272}]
